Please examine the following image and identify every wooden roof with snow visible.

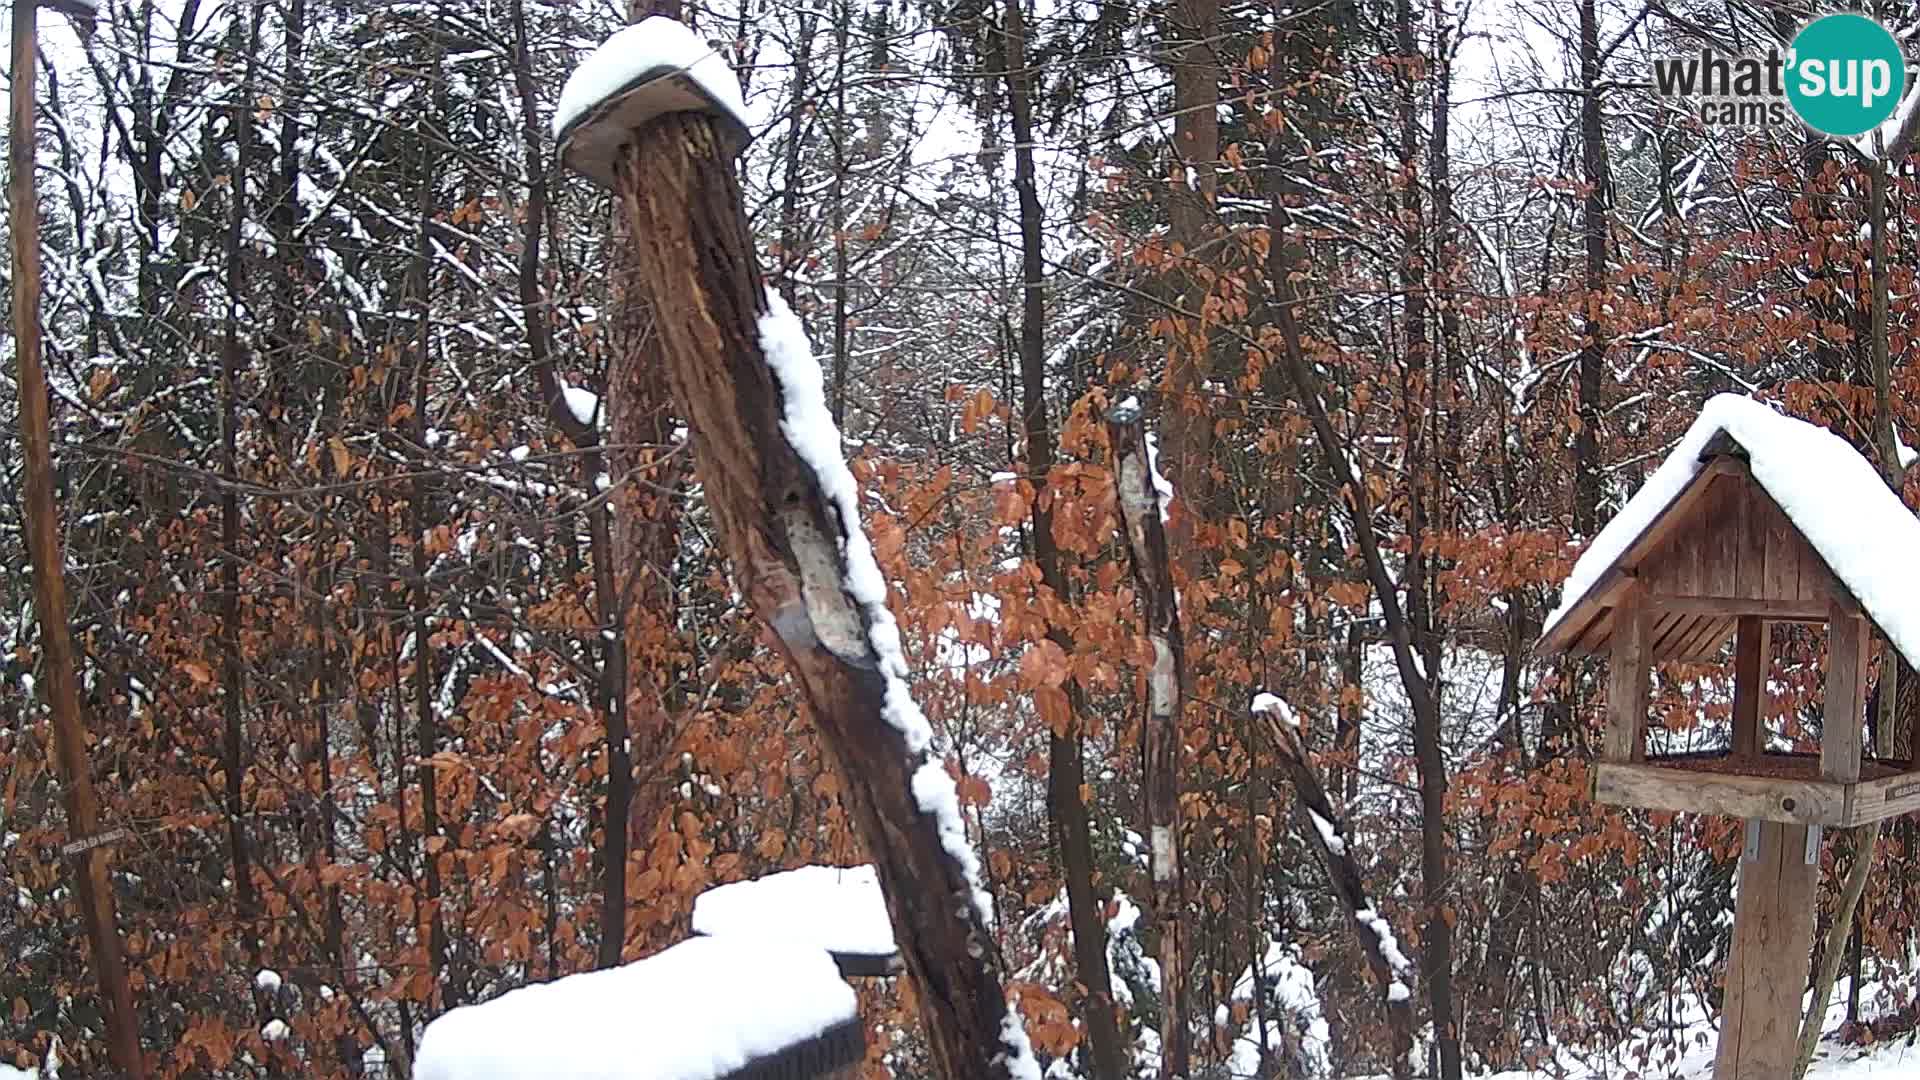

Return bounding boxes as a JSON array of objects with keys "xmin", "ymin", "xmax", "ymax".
[{"xmin": 1538, "ymin": 395, "xmax": 1920, "ymax": 668}]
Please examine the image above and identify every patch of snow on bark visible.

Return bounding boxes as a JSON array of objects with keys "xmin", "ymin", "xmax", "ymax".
[
  {"xmin": 1250, "ymin": 691, "xmax": 1296, "ymax": 727},
  {"xmin": 1355, "ymin": 906, "xmax": 1412, "ymax": 974},
  {"xmin": 561, "ymin": 383, "xmax": 600, "ymax": 427},
  {"xmin": 1308, "ymin": 809, "xmax": 1344, "ymax": 856}
]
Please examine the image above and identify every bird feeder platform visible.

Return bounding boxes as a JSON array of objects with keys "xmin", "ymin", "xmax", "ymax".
[{"xmin": 1592, "ymin": 750, "xmax": 1920, "ymax": 827}]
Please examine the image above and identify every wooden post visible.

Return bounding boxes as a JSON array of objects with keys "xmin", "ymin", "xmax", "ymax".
[
  {"xmin": 1824, "ymin": 603, "xmax": 1870, "ymax": 783},
  {"xmin": 8, "ymin": 0, "xmax": 145, "ymax": 1074},
  {"xmin": 603, "ymin": 110, "xmax": 1030, "ymax": 1078},
  {"xmin": 1715, "ymin": 821, "xmax": 1818, "ymax": 1078},
  {"xmin": 1604, "ymin": 587, "xmax": 1650, "ymax": 762},
  {"xmin": 1731, "ymin": 616, "xmax": 1769, "ymax": 759}
]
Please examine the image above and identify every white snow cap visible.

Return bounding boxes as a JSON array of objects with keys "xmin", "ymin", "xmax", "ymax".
[
  {"xmin": 413, "ymin": 936, "xmax": 856, "ymax": 1080},
  {"xmin": 693, "ymin": 864, "xmax": 896, "ymax": 961},
  {"xmin": 260, "ymin": 1019, "xmax": 290, "ymax": 1043},
  {"xmin": 561, "ymin": 383, "xmax": 601, "ymax": 428},
  {"xmin": 1249, "ymin": 691, "xmax": 1296, "ymax": 728},
  {"xmin": 1542, "ymin": 393, "xmax": 1920, "ymax": 669},
  {"xmin": 551, "ymin": 17, "xmax": 750, "ymax": 141},
  {"xmin": 253, "ymin": 968, "xmax": 282, "ymax": 994}
]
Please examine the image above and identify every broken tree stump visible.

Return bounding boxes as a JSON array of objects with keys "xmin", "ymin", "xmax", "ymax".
[{"xmin": 569, "ymin": 88, "xmax": 1035, "ymax": 1078}]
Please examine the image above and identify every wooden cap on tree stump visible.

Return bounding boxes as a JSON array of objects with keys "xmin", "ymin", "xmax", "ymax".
[{"xmin": 552, "ymin": 16, "xmax": 752, "ymax": 189}]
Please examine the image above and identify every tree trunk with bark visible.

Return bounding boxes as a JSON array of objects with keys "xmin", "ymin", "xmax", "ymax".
[
  {"xmin": 9, "ymin": 0, "xmax": 145, "ymax": 1072},
  {"xmin": 1254, "ymin": 699, "xmax": 1415, "ymax": 1076},
  {"xmin": 1573, "ymin": 0, "xmax": 1608, "ymax": 537},
  {"xmin": 1002, "ymin": 2, "xmax": 1127, "ymax": 1075},
  {"xmin": 600, "ymin": 107, "xmax": 1032, "ymax": 1080},
  {"xmin": 1107, "ymin": 404, "xmax": 1191, "ymax": 1079}
]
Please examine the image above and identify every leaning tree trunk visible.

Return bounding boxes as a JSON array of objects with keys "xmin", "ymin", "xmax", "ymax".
[
  {"xmin": 603, "ymin": 110, "xmax": 1034, "ymax": 1080},
  {"xmin": 1254, "ymin": 699, "xmax": 1415, "ymax": 1077}
]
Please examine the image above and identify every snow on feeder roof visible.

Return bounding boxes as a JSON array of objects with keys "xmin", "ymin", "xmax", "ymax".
[
  {"xmin": 1539, "ymin": 393, "xmax": 1920, "ymax": 669},
  {"xmin": 693, "ymin": 864, "xmax": 901, "ymax": 977},
  {"xmin": 553, "ymin": 17, "xmax": 752, "ymax": 189},
  {"xmin": 413, "ymin": 936, "xmax": 861, "ymax": 1080}
]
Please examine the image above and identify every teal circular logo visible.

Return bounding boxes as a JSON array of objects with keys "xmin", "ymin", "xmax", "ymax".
[{"xmin": 1787, "ymin": 14, "xmax": 1906, "ymax": 137}]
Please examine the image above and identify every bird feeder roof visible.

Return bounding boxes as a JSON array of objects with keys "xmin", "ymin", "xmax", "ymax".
[{"xmin": 1539, "ymin": 394, "xmax": 1920, "ymax": 669}]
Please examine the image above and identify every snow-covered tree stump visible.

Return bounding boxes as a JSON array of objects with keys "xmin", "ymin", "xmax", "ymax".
[{"xmin": 553, "ymin": 24, "xmax": 1038, "ymax": 1080}]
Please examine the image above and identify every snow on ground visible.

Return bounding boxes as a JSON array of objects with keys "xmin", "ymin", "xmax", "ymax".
[
  {"xmin": 1543, "ymin": 394, "xmax": 1920, "ymax": 668},
  {"xmin": 412, "ymin": 936, "xmax": 855, "ymax": 1080},
  {"xmin": 1464, "ymin": 980, "xmax": 1919, "ymax": 1080},
  {"xmin": 1219, "ymin": 938, "xmax": 1331, "ymax": 1077},
  {"xmin": 691, "ymin": 863, "xmax": 895, "ymax": 961},
  {"xmin": 551, "ymin": 17, "xmax": 751, "ymax": 140},
  {"xmin": 1481, "ymin": 1031, "xmax": 1918, "ymax": 1079}
]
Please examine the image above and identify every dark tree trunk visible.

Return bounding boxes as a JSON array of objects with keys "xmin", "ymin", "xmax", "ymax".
[
  {"xmin": 407, "ymin": 49, "xmax": 451, "ymax": 1009},
  {"xmin": 219, "ymin": 0, "xmax": 267, "ymax": 1020},
  {"xmin": 1003, "ymin": 2, "xmax": 1127, "ymax": 1075},
  {"xmin": 1574, "ymin": 0, "xmax": 1608, "ymax": 536},
  {"xmin": 1266, "ymin": 135, "xmax": 1456, "ymax": 1080},
  {"xmin": 511, "ymin": 0, "xmax": 643, "ymax": 971}
]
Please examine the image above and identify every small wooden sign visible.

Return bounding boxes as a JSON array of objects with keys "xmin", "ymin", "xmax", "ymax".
[{"xmin": 61, "ymin": 827, "xmax": 130, "ymax": 857}]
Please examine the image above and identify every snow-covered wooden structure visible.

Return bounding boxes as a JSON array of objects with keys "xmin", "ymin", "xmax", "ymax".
[
  {"xmin": 693, "ymin": 865, "xmax": 902, "ymax": 977},
  {"xmin": 1538, "ymin": 394, "xmax": 1920, "ymax": 1078},
  {"xmin": 412, "ymin": 937, "xmax": 865, "ymax": 1080}
]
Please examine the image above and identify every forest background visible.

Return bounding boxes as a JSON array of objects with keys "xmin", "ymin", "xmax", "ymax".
[{"xmin": 4, "ymin": 0, "xmax": 1920, "ymax": 1075}]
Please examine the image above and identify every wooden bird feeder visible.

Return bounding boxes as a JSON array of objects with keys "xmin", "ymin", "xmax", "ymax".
[{"xmin": 1539, "ymin": 396, "xmax": 1920, "ymax": 1078}]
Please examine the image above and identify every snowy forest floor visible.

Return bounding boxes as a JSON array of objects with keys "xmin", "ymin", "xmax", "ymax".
[{"xmin": 1464, "ymin": 977, "xmax": 1920, "ymax": 1079}]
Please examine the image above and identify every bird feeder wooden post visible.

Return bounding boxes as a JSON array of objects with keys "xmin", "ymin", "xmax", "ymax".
[{"xmin": 1539, "ymin": 402, "xmax": 1920, "ymax": 1079}]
